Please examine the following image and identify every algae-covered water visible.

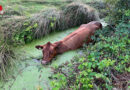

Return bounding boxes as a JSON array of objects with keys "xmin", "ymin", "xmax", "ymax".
[
  {"xmin": 0, "ymin": 20, "xmax": 107, "ymax": 90},
  {"xmin": 0, "ymin": 28, "xmax": 79, "ymax": 90}
]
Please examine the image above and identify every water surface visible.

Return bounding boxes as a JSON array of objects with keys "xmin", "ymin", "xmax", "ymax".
[{"xmin": 0, "ymin": 28, "xmax": 79, "ymax": 90}]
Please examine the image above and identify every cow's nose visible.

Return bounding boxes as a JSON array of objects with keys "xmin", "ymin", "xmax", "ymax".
[{"xmin": 41, "ymin": 60, "xmax": 48, "ymax": 64}]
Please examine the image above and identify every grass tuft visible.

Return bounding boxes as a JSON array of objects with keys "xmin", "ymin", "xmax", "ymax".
[
  {"xmin": 0, "ymin": 26, "xmax": 16, "ymax": 81},
  {"xmin": 31, "ymin": 8, "xmax": 65, "ymax": 38},
  {"xmin": 63, "ymin": 2, "xmax": 100, "ymax": 28}
]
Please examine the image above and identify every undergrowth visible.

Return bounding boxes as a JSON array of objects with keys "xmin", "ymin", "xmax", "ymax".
[{"xmin": 50, "ymin": 21, "xmax": 130, "ymax": 89}]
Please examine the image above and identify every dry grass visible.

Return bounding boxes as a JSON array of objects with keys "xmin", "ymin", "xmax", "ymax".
[
  {"xmin": 31, "ymin": 8, "xmax": 65, "ymax": 38},
  {"xmin": 32, "ymin": 2, "xmax": 100, "ymax": 38},
  {"xmin": 63, "ymin": 2, "xmax": 100, "ymax": 28},
  {"xmin": 0, "ymin": 43, "xmax": 16, "ymax": 80},
  {"xmin": 0, "ymin": 26, "xmax": 16, "ymax": 80}
]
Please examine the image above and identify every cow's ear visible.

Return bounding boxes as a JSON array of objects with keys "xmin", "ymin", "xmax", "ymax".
[
  {"xmin": 35, "ymin": 45, "xmax": 43, "ymax": 50},
  {"xmin": 46, "ymin": 42, "xmax": 52, "ymax": 48},
  {"xmin": 47, "ymin": 41, "xmax": 52, "ymax": 46}
]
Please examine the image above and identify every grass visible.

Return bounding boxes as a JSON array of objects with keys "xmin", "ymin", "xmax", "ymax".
[
  {"xmin": 1, "ymin": 0, "xmax": 105, "ymax": 14},
  {"xmin": 63, "ymin": 2, "xmax": 99, "ymax": 27},
  {"xmin": 1, "ymin": 0, "xmax": 69, "ymax": 14}
]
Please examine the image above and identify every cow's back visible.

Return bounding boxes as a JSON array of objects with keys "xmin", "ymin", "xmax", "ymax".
[{"xmin": 62, "ymin": 26, "xmax": 92, "ymax": 49}]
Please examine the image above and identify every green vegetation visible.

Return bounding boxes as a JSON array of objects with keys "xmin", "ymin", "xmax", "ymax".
[
  {"xmin": 13, "ymin": 21, "xmax": 38, "ymax": 44},
  {"xmin": 0, "ymin": 28, "xmax": 78, "ymax": 90},
  {"xmin": 49, "ymin": 0, "xmax": 130, "ymax": 89},
  {"xmin": 0, "ymin": 0, "xmax": 100, "ymax": 81},
  {"xmin": 0, "ymin": 0, "xmax": 129, "ymax": 89},
  {"xmin": 50, "ymin": 21, "xmax": 130, "ymax": 90},
  {"xmin": 104, "ymin": 0, "xmax": 129, "ymax": 24}
]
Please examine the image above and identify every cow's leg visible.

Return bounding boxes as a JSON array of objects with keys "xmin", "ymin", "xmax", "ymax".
[
  {"xmin": 86, "ymin": 37, "xmax": 97, "ymax": 45},
  {"xmin": 86, "ymin": 38, "xmax": 93, "ymax": 44}
]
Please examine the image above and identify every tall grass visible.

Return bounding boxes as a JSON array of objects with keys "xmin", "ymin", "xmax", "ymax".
[
  {"xmin": 31, "ymin": 8, "xmax": 65, "ymax": 38},
  {"xmin": 0, "ymin": 26, "xmax": 16, "ymax": 81},
  {"xmin": 63, "ymin": 2, "xmax": 99, "ymax": 28}
]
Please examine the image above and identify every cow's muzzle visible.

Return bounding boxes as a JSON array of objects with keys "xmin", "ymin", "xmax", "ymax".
[{"xmin": 41, "ymin": 60, "xmax": 49, "ymax": 64}]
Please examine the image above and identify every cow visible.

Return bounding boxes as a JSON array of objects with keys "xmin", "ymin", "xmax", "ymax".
[{"xmin": 35, "ymin": 21, "xmax": 102, "ymax": 64}]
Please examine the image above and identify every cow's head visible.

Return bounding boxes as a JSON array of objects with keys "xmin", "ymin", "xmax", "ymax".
[
  {"xmin": 35, "ymin": 41, "xmax": 62, "ymax": 64},
  {"xmin": 91, "ymin": 21, "xmax": 102, "ymax": 30}
]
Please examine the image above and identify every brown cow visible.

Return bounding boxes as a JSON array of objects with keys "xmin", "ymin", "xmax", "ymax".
[{"xmin": 35, "ymin": 21, "xmax": 102, "ymax": 64}]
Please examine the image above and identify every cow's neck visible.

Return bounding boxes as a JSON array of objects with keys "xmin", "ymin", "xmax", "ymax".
[{"xmin": 56, "ymin": 42, "xmax": 70, "ymax": 54}]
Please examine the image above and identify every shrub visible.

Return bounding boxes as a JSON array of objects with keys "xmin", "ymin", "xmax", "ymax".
[
  {"xmin": 1, "ymin": 18, "xmax": 27, "ymax": 45},
  {"xmin": 12, "ymin": 20, "xmax": 38, "ymax": 44},
  {"xmin": 104, "ymin": 0, "xmax": 129, "ymax": 24}
]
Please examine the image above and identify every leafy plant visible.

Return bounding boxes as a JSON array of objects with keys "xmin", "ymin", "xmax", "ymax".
[
  {"xmin": 104, "ymin": 0, "xmax": 129, "ymax": 24},
  {"xmin": 13, "ymin": 22, "xmax": 38, "ymax": 44}
]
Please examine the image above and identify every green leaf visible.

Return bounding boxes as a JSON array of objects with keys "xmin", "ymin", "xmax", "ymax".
[
  {"xmin": 50, "ymin": 22, "xmax": 54, "ymax": 28},
  {"xmin": 33, "ymin": 23, "xmax": 38, "ymax": 28}
]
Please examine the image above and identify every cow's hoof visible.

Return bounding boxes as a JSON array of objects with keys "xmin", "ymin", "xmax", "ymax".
[{"xmin": 41, "ymin": 61, "xmax": 48, "ymax": 65}]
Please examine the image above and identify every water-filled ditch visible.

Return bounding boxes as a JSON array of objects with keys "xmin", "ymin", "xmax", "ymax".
[{"xmin": 0, "ymin": 27, "xmax": 79, "ymax": 90}]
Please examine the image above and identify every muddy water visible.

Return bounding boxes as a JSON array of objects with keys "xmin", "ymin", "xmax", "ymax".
[{"xmin": 0, "ymin": 28, "xmax": 79, "ymax": 90}]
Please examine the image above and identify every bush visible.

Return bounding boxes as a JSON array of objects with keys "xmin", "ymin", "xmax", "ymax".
[
  {"xmin": 1, "ymin": 18, "xmax": 27, "ymax": 45},
  {"xmin": 104, "ymin": 0, "xmax": 129, "ymax": 24},
  {"xmin": 50, "ymin": 22, "xmax": 130, "ymax": 89}
]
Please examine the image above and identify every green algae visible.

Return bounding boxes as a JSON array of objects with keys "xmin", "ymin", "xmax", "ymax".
[
  {"xmin": 0, "ymin": 28, "xmax": 79, "ymax": 90},
  {"xmin": 0, "ymin": 20, "xmax": 107, "ymax": 90}
]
